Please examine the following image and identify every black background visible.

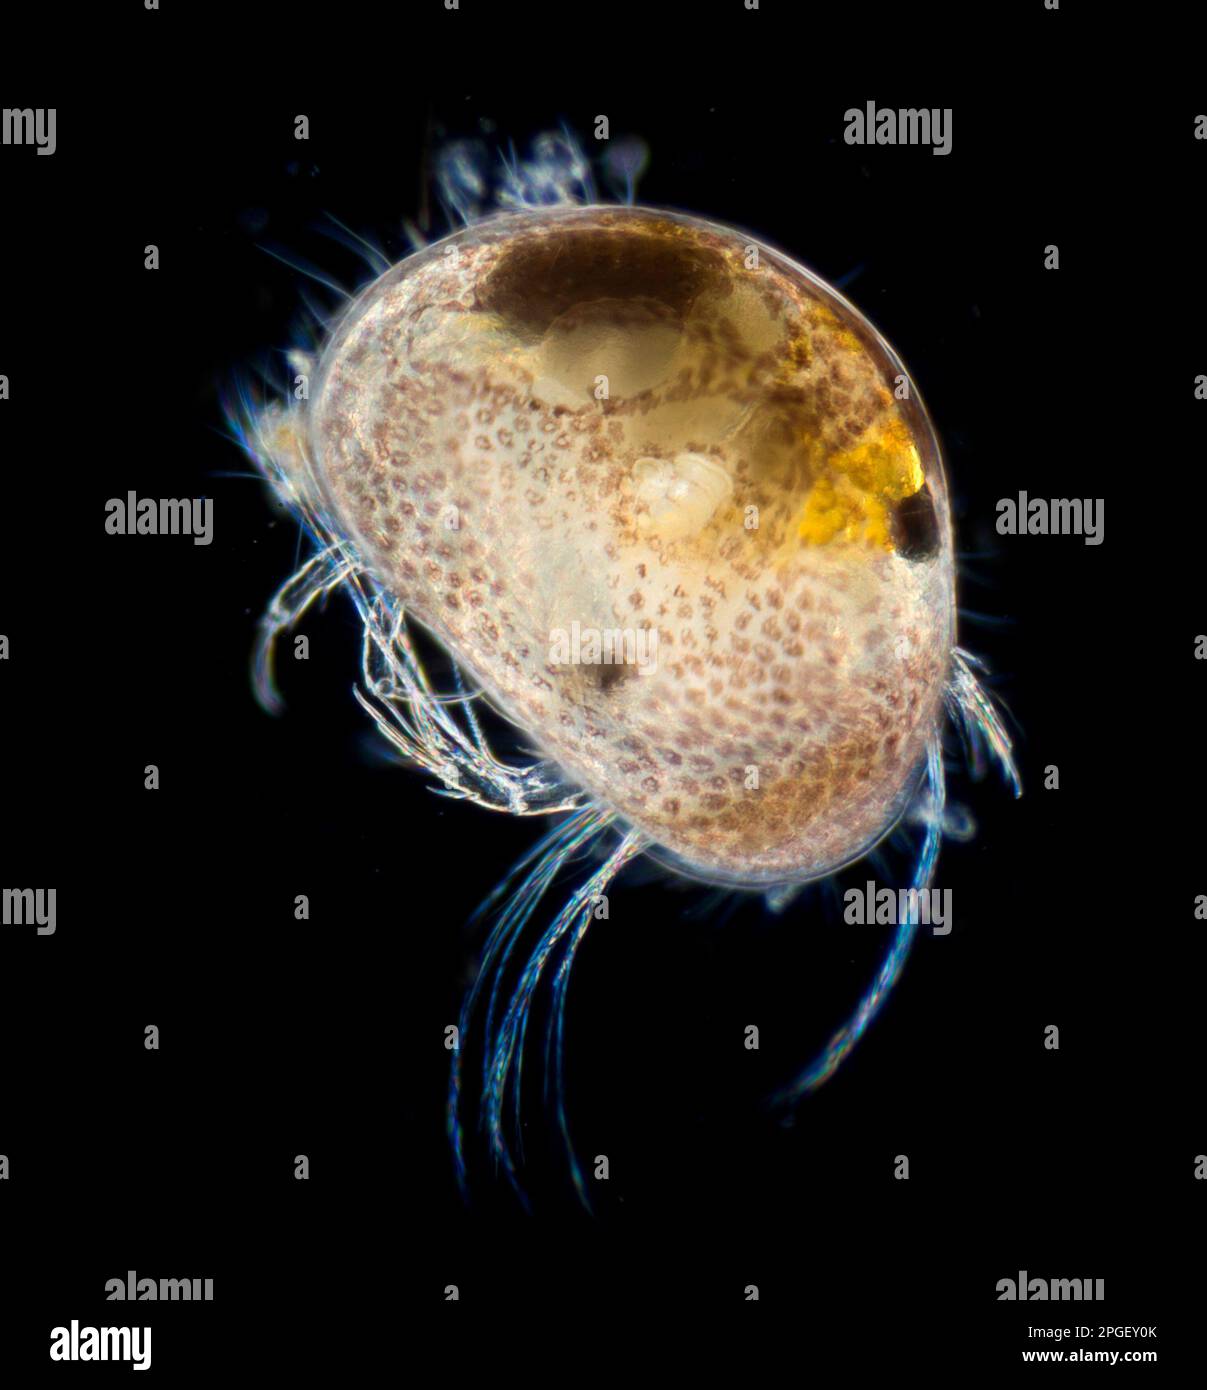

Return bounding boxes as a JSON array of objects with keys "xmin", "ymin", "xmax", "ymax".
[{"xmin": 1, "ymin": 3, "xmax": 1203, "ymax": 1376}]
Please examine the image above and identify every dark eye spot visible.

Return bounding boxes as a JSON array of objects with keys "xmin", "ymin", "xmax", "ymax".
[{"xmin": 891, "ymin": 483, "xmax": 939, "ymax": 561}]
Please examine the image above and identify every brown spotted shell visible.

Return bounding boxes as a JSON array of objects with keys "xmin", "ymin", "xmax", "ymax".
[{"xmin": 278, "ymin": 206, "xmax": 954, "ymax": 885}]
